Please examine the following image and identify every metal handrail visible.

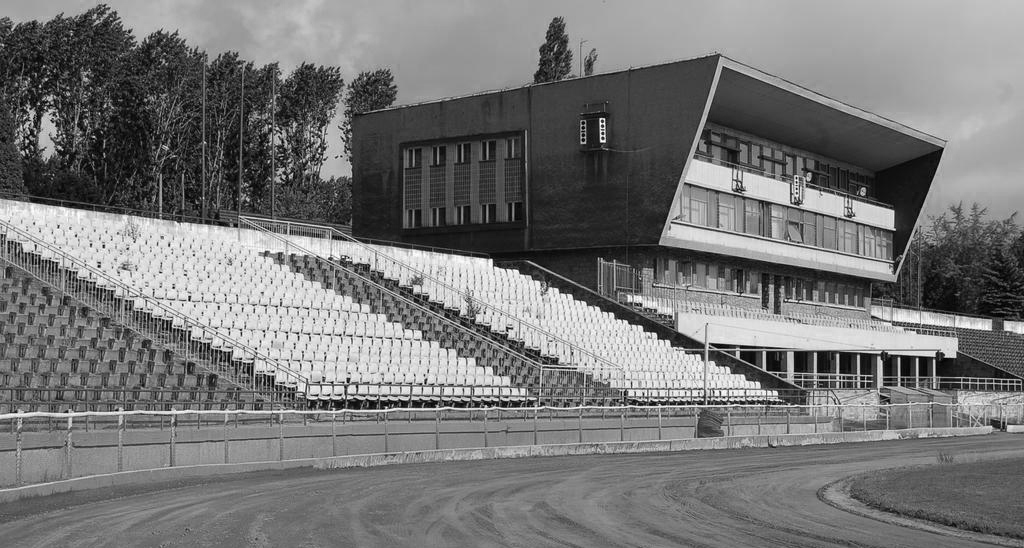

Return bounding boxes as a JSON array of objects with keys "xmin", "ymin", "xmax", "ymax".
[
  {"xmin": 234, "ymin": 218, "xmax": 622, "ymax": 404},
  {"xmin": 238, "ymin": 216, "xmax": 632, "ymax": 381},
  {"xmin": 0, "ymin": 218, "xmax": 310, "ymax": 394},
  {"xmin": 690, "ymin": 154, "xmax": 894, "ymax": 209}
]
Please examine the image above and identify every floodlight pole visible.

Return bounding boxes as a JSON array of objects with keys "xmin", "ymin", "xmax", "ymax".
[{"xmin": 703, "ymin": 323, "xmax": 709, "ymax": 406}]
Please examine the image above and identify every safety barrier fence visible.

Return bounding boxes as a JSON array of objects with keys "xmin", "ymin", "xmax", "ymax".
[
  {"xmin": 0, "ymin": 402, "xmax": 1017, "ymax": 489},
  {"xmin": 0, "ymin": 218, "xmax": 308, "ymax": 404},
  {"xmin": 792, "ymin": 374, "xmax": 1022, "ymax": 392}
]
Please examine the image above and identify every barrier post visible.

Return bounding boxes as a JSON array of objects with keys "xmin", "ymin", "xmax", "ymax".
[
  {"xmin": 278, "ymin": 411, "xmax": 285, "ymax": 461},
  {"xmin": 838, "ymin": 406, "xmax": 844, "ymax": 432},
  {"xmin": 534, "ymin": 408, "xmax": 539, "ymax": 446},
  {"xmin": 117, "ymin": 412, "xmax": 124, "ymax": 472},
  {"xmin": 64, "ymin": 415, "xmax": 73, "ymax": 479},
  {"xmin": 384, "ymin": 411, "xmax": 389, "ymax": 453},
  {"xmin": 331, "ymin": 412, "xmax": 337, "ymax": 457},
  {"xmin": 169, "ymin": 414, "xmax": 176, "ymax": 467},
  {"xmin": 785, "ymin": 411, "xmax": 789, "ymax": 435},
  {"xmin": 435, "ymin": 410, "xmax": 441, "ymax": 450},
  {"xmin": 223, "ymin": 412, "xmax": 230, "ymax": 464},
  {"xmin": 620, "ymin": 408, "xmax": 625, "ymax": 442},
  {"xmin": 655, "ymin": 407, "xmax": 663, "ymax": 442},
  {"xmin": 483, "ymin": 408, "xmax": 489, "ymax": 448}
]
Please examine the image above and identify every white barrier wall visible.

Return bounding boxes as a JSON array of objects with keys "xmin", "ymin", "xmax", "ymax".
[{"xmin": 871, "ymin": 305, "xmax": 993, "ymax": 331}]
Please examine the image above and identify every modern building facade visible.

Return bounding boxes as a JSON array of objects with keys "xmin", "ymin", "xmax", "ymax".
[{"xmin": 352, "ymin": 53, "xmax": 957, "ymax": 386}]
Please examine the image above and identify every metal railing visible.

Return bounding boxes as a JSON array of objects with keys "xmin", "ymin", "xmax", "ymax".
[
  {"xmin": 792, "ymin": 373, "xmax": 875, "ymax": 390},
  {"xmin": 690, "ymin": 154, "xmax": 894, "ymax": 209},
  {"xmin": 0, "ymin": 218, "xmax": 309, "ymax": 405},
  {"xmin": 238, "ymin": 217, "xmax": 633, "ymax": 386},
  {"xmin": 0, "ymin": 402, "xmax": 1016, "ymax": 489}
]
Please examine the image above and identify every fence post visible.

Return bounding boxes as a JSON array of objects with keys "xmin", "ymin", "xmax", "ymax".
[
  {"xmin": 279, "ymin": 411, "xmax": 285, "ymax": 461},
  {"xmin": 332, "ymin": 412, "xmax": 338, "ymax": 457},
  {"xmin": 483, "ymin": 408, "xmax": 489, "ymax": 448},
  {"xmin": 384, "ymin": 411, "xmax": 390, "ymax": 453},
  {"xmin": 620, "ymin": 407, "xmax": 625, "ymax": 442},
  {"xmin": 436, "ymin": 410, "xmax": 442, "ymax": 450},
  {"xmin": 885, "ymin": 404, "xmax": 890, "ymax": 431},
  {"xmin": 169, "ymin": 414, "xmax": 176, "ymax": 467},
  {"xmin": 117, "ymin": 412, "xmax": 124, "ymax": 472},
  {"xmin": 785, "ymin": 410, "xmax": 789, "ymax": 435},
  {"xmin": 15, "ymin": 415, "xmax": 22, "ymax": 486},
  {"xmin": 838, "ymin": 406, "xmax": 844, "ymax": 433},
  {"xmin": 655, "ymin": 407, "xmax": 663, "ymax": 442},
  {"xmin": 533, "ymin": 408, "xmax": 539, "ymax": 446},
  {"xmin": 64, "ymin": 415, "xmax": 73, "ymax": 480}
]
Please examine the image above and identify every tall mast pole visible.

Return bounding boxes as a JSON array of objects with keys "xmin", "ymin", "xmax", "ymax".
[
  {"xmin": 238, "ymin": 65, "xmax": 244, "ymax": 218},
  {"xmin": 201, "ymin": 53, "xmax": 207, "ymax": 220},
  {"xmin": 271, "ymin": 67, "xmax": 276, "ymax": 219}
]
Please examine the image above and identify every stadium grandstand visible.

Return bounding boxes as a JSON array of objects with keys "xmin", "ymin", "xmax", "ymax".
[
  {"xmin": 1, "ymin": 53, "xmax": 1020, "ymax": 416},
  {"xmin": 350, "ymin": 52, "xmax": 1023, "ymax": 401}
]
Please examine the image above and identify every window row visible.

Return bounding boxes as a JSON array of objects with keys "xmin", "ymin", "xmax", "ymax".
[
  {"xmin": 405, "ymin": 202, "xmax": 523, "ymax": 228},
  {"xmin": 655, "ymin": 257, "xmax": 762, "ymax": 295},
  {"xmin": 676, "ymin": 185, "xmax": 893, "ymax": 260},
  {"xmin": 784, "ymin": 277, "xmax": 866, "ymax": 308},
  {"xmin": 404, "ymin": 137, "xmax": 522, "ymax": 168},
  {"xmin": 696, "ymin": 126, "xmax": 876, "ymax": 198}
]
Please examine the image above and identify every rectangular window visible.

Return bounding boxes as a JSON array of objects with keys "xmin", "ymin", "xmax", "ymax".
[
  {"xmin": 506, "ymin": 137, "xmax": 522, "ymax": 159},
  {"xmin": 693, "ymin": 262, "xmax": 707, "ymax": 288},
  {"xmin": 745, "ymin": 270, "xmax": 760, "ymax": 294},
  {"xmin": 455, "ymin": 142, "xmax": 471, "ymax": 164},
  {"xmin": 706, "ymin": 264, "xmax": 719, "ymax": 290},
  {"xmin": 771, "ymin": 205, "xmax": 786, "ymax": 240},
  {"xmin": 717, "ymin": 194, "xmax": 735, "ymax": 231},
  {"xmin": 677, "ymin": 261, "xmax": 691, "ymax": 286},
  {"xmin": 404, "ymin": 148, "xmax": 422, "ymax": 168},
  {"xmin": 431, "ymin": 145, "xmax": 446, "ymax": 166},
  {"xmin": 842, "ymin": 221, "xmax": 858, "ymax": 254},
  {"xmin": 406, "ymin": 208, "xmax": 422, "ymax": 228},
  {"xmin": 823, "ymin": 216, "xmax": 837, "ymax": 250},
  {"xmin": 431, "ymin": 207, "xmax": 446, "ymax": 227},
  {"xmin": 482, "ymin": 140, "xmax": 496, "ymax": 161},
  {"xmin": 690, "ymin": 187, "xmax": 708, "ymax": 226},
  {"xmin": 803, "ymin": 210, "xmax": 817, "ymax": 246},
  {"xmin": 862, "ymin": 226, "xmax": 877, "ymax": 258},
  {"xmin": 787, "ymin": 208, "xmax": 803, "ymax": 244},
  {"xmin": 481, "ymin": 203, "xmax": 497, "ymax": 224},
  {"xmin": 744, "ymin": 199, "xmax": 761, "ymax": 236},
  {"xmin": 506, "ymin": 201, "xmax": 524, "ymax": 222},
  {"xmin": 456, "ymin": 204, "xmax": 471, "ymax": 225},
  {"xmin": 879, "ymin": 230, "xmax": 892, "ymax": 260}
]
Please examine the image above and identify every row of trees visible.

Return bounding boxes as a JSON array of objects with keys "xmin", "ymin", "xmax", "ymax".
[
  {"xmin": 884, "ymin": 203, "xmax": 1024, "ymax": 320},
  {"xmin": 0, "ymin": 5, "xmax": 397, "ymax": 224},
  {"xmin": 534, "ymin": 16, "xmax": 597, "ymax": 84}
]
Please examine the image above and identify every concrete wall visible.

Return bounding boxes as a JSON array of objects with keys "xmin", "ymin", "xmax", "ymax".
[
  {"xmin": 0, "ymin": 412, "xmax": 835, "ymax": 489},
  {"xmin": 871, "ymin": 305, "xmax": 993, "ymax": 331}
]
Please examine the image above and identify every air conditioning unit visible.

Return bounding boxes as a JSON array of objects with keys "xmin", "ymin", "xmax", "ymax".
[
  {"xmin": 731, "ymin": 167, "xmax": 745, "ymax": 193},
  {"xmin": 790, "ymin": 175, "xmax": 806, "ymax": 205}
]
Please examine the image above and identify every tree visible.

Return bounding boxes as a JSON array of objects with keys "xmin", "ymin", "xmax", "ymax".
[
  {"xmin": 276, "ymin": 62, "xmax": 343, "ymax": 187},
  {"xmin": 583, "ymin": 48, "xmax": 598, "ymax": 76},
  {"xmin": 979, "ymin": 248, "xmax": 1024, "ymax": 319},
  {"xmin": 533, "ymin": 17, "xmax": 573, "ymax": 84},
  {"xmin": 340, "ymin": 68, "xmax": 397, "ymax": 161},
  {"xmin": 0, "ymin": 105, "xmax": 24, "ymax": 195}
]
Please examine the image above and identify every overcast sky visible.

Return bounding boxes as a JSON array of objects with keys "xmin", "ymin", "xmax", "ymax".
[{"xmin": 5, "ymin": 0, "xmax": 1023, "ymax": 220}]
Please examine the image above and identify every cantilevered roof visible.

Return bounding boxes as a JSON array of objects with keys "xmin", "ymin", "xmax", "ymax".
[{"xmin": 709, "ymin": 58, "xmax": 945, "ymax": 172}]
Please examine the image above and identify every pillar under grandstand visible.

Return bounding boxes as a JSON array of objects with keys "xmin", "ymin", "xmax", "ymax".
[
  {"xmin": 810, "ymin": 352, "xmax": 818, "ymax": 385},
  {"xmin": 854, "ymin": 354, "xmax": 862, "ymax": 386},
  {"xmin": 872, "ymin": 354, "xmax": 883, "ymax": 388},
  {"xmin": 784, "ymin": 351, "xmax": 795, "ymax": 382},
  {"xmin": 927, "ymin": 357, "xmax": 937, "ymax": 388},
  {"xmin": 829, "ymin": 352, "xmax": 840, "ymax": 388}
]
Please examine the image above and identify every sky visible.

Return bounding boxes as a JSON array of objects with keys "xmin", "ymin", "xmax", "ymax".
[{"xmin": 3, "ymin": 0, "xmax": 1023, "ymax": 220}]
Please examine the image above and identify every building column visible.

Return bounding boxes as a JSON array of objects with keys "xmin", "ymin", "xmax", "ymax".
[
  {"xmin": 895, "ymin": 356, "xmax": 904, "ymax": 387},
  {"xmin": 785, "ymin": 351, "xmax": 795, "ymax": 382},
  {"xmin": 830, "ymin": 352, "xmax": 840, "ymax": 389},
  {"xmin": 855, "ymin": 354, "xmax": 863, "ymax": 389},
  {"xmin": 810, "ymin": 352, "xmax": 819, "ymax": 388},
  {"xmin": 913, "ymin": 357, "xmax": 921, "ymax": 388},
  {"xmin": 872, "ymin": 354, "xmax": 883, "ymax": 389},
  {"xmin": 927, "ymin": 357, "xmax": 937, "ymax": 388}
]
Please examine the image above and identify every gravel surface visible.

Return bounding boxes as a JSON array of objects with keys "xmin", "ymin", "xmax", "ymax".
[{"xmin": 0, "ymin": 434, "xmax": 1021, "ymax": 547}]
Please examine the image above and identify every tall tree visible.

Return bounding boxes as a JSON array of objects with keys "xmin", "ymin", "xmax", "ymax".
[
  {"xmin": 583, "ymin": 48, "xmax": 598, "ymax": 76},
  {"xmin": 0, "ymin": 104, "xmax": 24, "ymax": 195},
  {"xmin": 979, "ymin": 248, "xmax": 1024, "ymax": 319},
  {"xmin": 533, "ymin": 17, "xmax": 573, "ymax": 83},
  {"xmin": 275, "ymin": 62, "xmax": 344, "ymax": 187},
  {"xmin": 340, "ymin": 68, "xmax": 397, "ymax": 161},
  {"xmin": 44, "ymin": 5, "xmax": 133, "ymax": 175}
]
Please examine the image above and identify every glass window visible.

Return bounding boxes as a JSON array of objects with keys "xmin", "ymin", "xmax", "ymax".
[
  {"xmin": 842, "ymin": 221, "xmax": 858, "ymax": 254},
  {"xmin": 507, "ymin": 201, "xmax": 524, "ymax": 222},
  {"xmin": 456, "ymin": 143, "xmax": 471, "ymax": 164},
  {"xmin": 771, "ymin": 205, "xmax": 786, "ymax": 239},
  {"xmin": 405, "ymin": 148, "xmax": 422, "ymax": 168},
  {"xmin": 481, "ymin": 140, "xmax": 497, "ymax": 161},
  {"xmin": 803, "ymin": 211, "xmax": 817, "ymax": 246},
  {"xmin": 456, "ymin": 204, "xmax": 471, "ymax": 225},
  {"xmin": 690, "ymin": 187, "xmax": 709, "ymax": 226},
  {"xmin": 823, "ymin": 216, "xmax": 837, "ymax": 250},
  {"xmin": 406, "ymin": 208, "xmax": 422, "ymax": 228},
  {"xmin": 718, "ymin": 194, "xmax": 735, "ymax": 230},
  {"xmin": 431, "ymin": 145, "xmax": 446, "ymax": 166},
  {"xmin": 706, "ymin": 264, "xmax": 718, "ymax": 290},
  {"xmin": 744, "ymin": 199, "xmax": 761, "ymax": 236},
  {"xmin": 786, "ymin": 208, "xmax": 803, "ymax": 243},
  {"xmin": 431, "ymin": 207, "xmax": 447, "ymax": 226},
  {"xmin": 481, "ymin": 203, "xmax": 497, "ymax": 223},
  {"xmin": 677, "ymin": 262, "xmax": 691, "ymax": 285},
  {"xmin": 693, "ymin": 262, "xmax": 707, "ymax": 287},
  {"xmin": 506, "ymin": 137, "xmax": 522, "ymax": 159}
]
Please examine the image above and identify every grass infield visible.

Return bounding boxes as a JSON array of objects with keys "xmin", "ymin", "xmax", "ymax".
[{"xmin": 849, "ymin": 456, "xmax": 1024, "ymax": 539}]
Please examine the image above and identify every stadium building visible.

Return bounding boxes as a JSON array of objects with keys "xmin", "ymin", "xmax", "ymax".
[{"xmin": 351, "ymin": 53, "xmax": 1004, "ymax": 390}]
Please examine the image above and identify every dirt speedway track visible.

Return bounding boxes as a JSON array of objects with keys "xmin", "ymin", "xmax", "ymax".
[{"xmin": 1, "ymin": 434, "xmax": 1022, "ymax": 547}]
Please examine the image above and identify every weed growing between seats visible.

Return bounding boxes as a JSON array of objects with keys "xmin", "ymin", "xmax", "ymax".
[{"xmin": 848, "ymin": 456, "xmax": 1024, "ymax": 539}]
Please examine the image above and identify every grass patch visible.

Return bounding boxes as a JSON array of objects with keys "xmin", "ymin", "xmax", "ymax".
[{"xmin": 849, "ymin": 456, "xmax": 1024, "ymax": 539}]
